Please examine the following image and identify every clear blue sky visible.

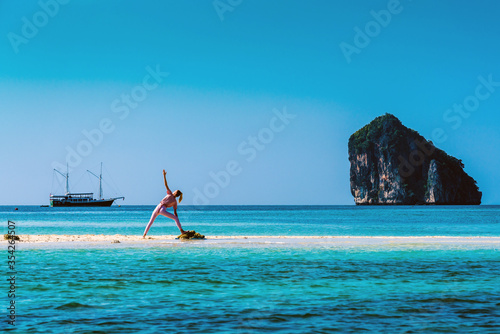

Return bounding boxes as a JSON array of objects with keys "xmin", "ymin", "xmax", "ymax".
[{"xmin": 1, "ymin": 0, "xmax": 499, "ymax": 205}]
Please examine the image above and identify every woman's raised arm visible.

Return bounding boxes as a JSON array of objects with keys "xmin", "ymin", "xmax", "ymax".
[{"xmin": 163, "ymin": 169, "xmax": 171, "ymax": 193}]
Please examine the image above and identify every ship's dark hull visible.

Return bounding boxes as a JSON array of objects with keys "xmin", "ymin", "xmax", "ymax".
[{"xmin": 50, "ymin": 199, "xmax": 116, "ymax": 207}]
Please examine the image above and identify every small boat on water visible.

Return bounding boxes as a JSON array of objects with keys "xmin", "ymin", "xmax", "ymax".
[{"xmin": 50, "ymin": 163, "xmax": 124, "ymax": 207}]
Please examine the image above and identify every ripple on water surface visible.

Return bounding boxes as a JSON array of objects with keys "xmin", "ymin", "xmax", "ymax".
[{"xmin": 12, "ymin": 246, "xmax": 500, "ymax": 333}]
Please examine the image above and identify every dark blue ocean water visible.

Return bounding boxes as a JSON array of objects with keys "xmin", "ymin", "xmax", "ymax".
[{"xmin": 1, "ymin": 206, "xmax": 499, "ymax": 333}]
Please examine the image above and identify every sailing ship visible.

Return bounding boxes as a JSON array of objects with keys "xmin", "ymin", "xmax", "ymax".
[{"xmin": 50, "ymin": 163, "xmax": 124, "ymax": 207}]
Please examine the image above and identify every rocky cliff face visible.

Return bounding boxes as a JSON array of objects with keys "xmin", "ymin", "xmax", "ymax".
[{"xmin": 348, "ymin": 114, "xmax": 482, "ymax": 205}]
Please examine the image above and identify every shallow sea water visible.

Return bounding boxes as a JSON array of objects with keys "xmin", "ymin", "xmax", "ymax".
[
  {"xmin": 6, "ymin": 246, "xmax": 499, "ymax": 333},
  {"xmin": 2, "ymin": 206, "xmax": 499, "ymax": 333}
]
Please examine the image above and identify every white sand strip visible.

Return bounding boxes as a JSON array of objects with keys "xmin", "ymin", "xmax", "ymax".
[{"xmin": 6, "ymin": 234, "xmax": 500, "ymax": 246}]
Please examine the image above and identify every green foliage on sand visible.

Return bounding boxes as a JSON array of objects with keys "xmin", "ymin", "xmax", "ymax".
[
  {"xmin": 177, "ymin": 231, "xmax": 205, "ymax": 240},
  {"xmin": 4, "ymin": 234, "xmax": 20, "ymax": 241}
]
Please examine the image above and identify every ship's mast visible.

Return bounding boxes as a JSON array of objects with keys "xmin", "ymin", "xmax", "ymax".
[
  {"xmin": 99, "ymin": 162, "xmax": 103, "ymax": 200},
  {"xmin": 53, "ymin": 163, "xmax": 70, "ymax": 194},
  {"xmin": 66, "ymin": 163, "xmax": 69, "ymax": 194},
  {"xmin": 87, "ymin": 162, "xmax": 103, "ymax": 199}
]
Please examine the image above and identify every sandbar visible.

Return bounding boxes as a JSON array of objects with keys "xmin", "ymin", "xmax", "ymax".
[{"xmin": 6, "ymin": 234, "xmax": 500, "ymax": 250}]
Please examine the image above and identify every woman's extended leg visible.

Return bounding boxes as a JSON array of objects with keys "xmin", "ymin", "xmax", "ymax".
[
  {"xmin": 157, "ymin": 206, "xmax": 184, "ymax": 232},
  {"xmin": 143, "ymin": 204, "xmax": 162, "ymax": 237}
]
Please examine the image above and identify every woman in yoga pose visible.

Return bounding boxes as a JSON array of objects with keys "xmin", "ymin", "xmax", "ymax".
[{"xmin": 143, "ymin": 169, "xmax": 185, "ymax": 238}]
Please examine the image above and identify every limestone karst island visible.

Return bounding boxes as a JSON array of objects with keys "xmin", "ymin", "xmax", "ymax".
[{"xmin": 348, "ymin": 114, "xmax": 482, "ymax": 205}]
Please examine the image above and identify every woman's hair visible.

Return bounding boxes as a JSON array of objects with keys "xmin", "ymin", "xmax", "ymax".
[{"xmin": 175, "ymin": 190, "xmax": 183, "ymax": 203}]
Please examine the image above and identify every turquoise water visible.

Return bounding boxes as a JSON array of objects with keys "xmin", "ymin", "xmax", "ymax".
[
  {"xmin": 2, "ymin": 205, "xmax": 500, "ymax": 236},
  {"xmin": 6, "ymin": 247, "xmax": 500, "ymax": 333},
  {"xmin": 2, "ymin": 206, "xmax": 500, "ymax": 333}
]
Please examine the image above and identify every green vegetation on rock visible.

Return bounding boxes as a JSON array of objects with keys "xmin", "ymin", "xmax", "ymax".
[
  {"xmin": 348, "ymin": 113, "xmax": 481, "ymax": 205},
  {"xmin": 349, "ymin": 114, "xmax": 411, "ymax": 155}
]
